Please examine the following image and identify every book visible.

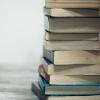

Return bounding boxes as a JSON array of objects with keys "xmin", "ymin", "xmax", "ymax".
[
  {"xmin": 47, "ymin": 96, "xmax": 100, "ymax": 100},
  {"xmin": 45, "ymin": 0, "xmax": 100, "ymax": 8},
  {"xmin": 39, "ymin": 58, "xmax": 100, "ymax": 75},
  {"xmin": 32, "ymin": 82, "xmax": 100, "ymax": 100},
  {"xmin": 39, "ymin": 69, "xmax": 100, "ymax": 84},
  {"xmin": 45, "ymin": 32, "xmax": 99, "ymax": 41},
  {"xmin": 44, "ymin": 8, "xmax": 99, "ymax": 17},
  {"xmin": 43, "ymin": 48, "xmax": 100, "ymax": 65},
  {"xmin": 38, "ymin": 76, "xmax": 100, "ymax": 96},
  {"xmin": 44, "ymin": 40, "xmax": 100, "ymax": 50},
  {"xmin": 32, "ymin": 82, "xmax": 46, "ymax": 100},
  {"xmin": 45, "ymin": 17, "xmax": 100, "ymax": 33}
]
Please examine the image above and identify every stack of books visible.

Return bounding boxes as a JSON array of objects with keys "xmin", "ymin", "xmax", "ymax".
[{"xmin": 32, "ymin": 0, "xmax": 100, "ymax": 100}]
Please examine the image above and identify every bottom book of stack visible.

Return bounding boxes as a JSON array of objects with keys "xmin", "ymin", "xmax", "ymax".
[{"xmin": 31, "ymin": 76, "xmax": 100, "ymax": 100}]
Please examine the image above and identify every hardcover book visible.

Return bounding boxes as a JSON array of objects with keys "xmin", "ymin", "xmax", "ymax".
[
  {"xmin": 45, "ymin": 0, "xmax": 100, "ymax": 8},
  {"xmin": 44, "ymin": 40, "xmax": 100, "ymax": 50},
  {"xmin": 45, "ymin": 32, "xmax": 99, "ymax": 41},
  {"xmin": 32, "ymin": 82, "xmax": 100, "ymax": 100},
  {"xmin": 38, "ymin": 76, "xmax": 100, "ymax": 96},
  {"xmin": 39, "ymin": 66, "xmax": 100, "ymax": 85},
  {"xmin": 45, "ymin": 17, "xmax": 100, "ymax": 33},
  {"xmin": 43, "ymin": 47, "xmax": 100, "ymax": 65},
  {"xmin": 39, "ymin": 58, "xmax": 100, "ymax": 75},
  {"xmin": 44, "ymin": 8, "xmax": 99, "ymax": 17}
]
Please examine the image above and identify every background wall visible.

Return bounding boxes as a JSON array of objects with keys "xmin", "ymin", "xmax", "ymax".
[{"xmin": 0, "ymin": 0, "xmax": 44, "ymax": 69}]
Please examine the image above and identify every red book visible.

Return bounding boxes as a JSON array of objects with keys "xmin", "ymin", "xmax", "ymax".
[
  {"xmin": 31, "ymin": 82, "xmax": 46, "ymax": 100},
  {"xmin": 38, "ymin": 64, "xmax": 50, "ymax": 82}
]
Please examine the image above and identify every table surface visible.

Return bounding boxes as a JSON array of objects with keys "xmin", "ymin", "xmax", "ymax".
[{"xmin": 0, "ymin": 65, "xmax": 39, "ymax": 100}]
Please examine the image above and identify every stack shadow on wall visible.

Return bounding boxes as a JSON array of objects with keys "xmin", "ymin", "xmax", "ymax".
[{"xmin": 32, "ymin": 0, "xmax": 100, "ymax": 100}]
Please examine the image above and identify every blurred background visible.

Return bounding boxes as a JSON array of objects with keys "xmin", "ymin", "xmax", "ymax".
[
  {"xmin": 0, "ymin": 0, "xmax": 44, "ymax": 69},
  {"xmin": 0, "ymin": 0, "xmax": 44, "ymax": 99}
]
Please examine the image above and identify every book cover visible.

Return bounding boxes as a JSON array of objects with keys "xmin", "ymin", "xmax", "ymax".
[{"xmin": 38, "ymin": 75, "xmax": 100, "ymax": 96}]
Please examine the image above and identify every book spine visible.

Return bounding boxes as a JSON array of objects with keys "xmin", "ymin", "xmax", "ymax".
[
  {"xmin": 43, "ymin": 47, "xmax": 54, "ymax": 63},
  {"xmin": 38, "ymin": 64, "xmax": 50, "ymax": 82},
  {"xmin": 41, "ymin": 58, "xmax": 50, "ymax": 73},
  {"xmin": 31, "ymin": 83, "xmax": 46, "ymax": 100},
  {"xmin": 38, "ymin": 75, "xmax": 45, "ymax": 95}
]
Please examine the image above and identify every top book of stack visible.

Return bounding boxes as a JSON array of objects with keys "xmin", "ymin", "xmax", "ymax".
[{"xmin": 45, "ymin": 0, "xmax": 100, "ymax": 8}]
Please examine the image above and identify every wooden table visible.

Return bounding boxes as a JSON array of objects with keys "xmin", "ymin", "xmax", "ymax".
[{"xmin": 0, "ymin": 65, "xmax": 39, "ymax": 100}]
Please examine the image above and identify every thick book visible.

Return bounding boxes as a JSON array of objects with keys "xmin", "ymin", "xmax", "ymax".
[
  {"xmin": 45, "ymin": 32, "xmax": 99, "ymax": 41},
  {"xmin": 44, "ymin": 8, "xmax": 99, "ymax": 17},
  {"xmin": 39, "ymin": 65, "xmax": 100, "ymax": 84},
  {"xmin": 39, "ymin": 58, "xmax": 100, "ymax": 75},
  {"xmin": 45, "ymin": 0, "xmax": 100, "ymax": 8},
  {"xmin": 43, "ymin": 47, "xmax": 100, "ymax": 65},
  {"xmin": 45, "ymin": 17, "xmax": 100, "ymax": 33},
  {"xmin": 38, "ymin": 76, "xmax": 100, "ymax": 96},
  {"xmin": 32, "ymin": 82, "xmax": 100, "ymax": 100},
  {"xmin": 44, "ymin": 40, "xmax": 100, "ymax": 50}
]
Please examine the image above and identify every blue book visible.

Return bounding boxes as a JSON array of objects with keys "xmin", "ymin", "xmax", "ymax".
[
  {"xmin": 38, "ymin": 75, "xmax": 100, "ymax": 96},
  {"xmin": 31, "ymin": 82, "xmax": 100, "ymax": 100}
]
